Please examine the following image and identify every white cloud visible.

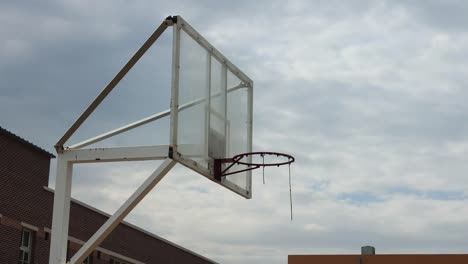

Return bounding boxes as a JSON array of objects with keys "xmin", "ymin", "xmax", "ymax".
[{"xmin": 3, "ymin": 0, "xmax": 468, "ymax": 264}]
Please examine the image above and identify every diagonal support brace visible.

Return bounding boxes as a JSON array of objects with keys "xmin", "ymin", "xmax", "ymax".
[
  {"xmin": 68, "ymin": 159, "xmax": 176, "ymax": 264},
  {"xmin": 55, "ymin": 18, "xmax": 173, "ymax": 153}
]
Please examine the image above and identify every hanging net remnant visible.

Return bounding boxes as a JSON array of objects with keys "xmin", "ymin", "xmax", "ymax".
[{"xmin": 214, "ymin": 152, "xmax": 296, "ymax": 220}]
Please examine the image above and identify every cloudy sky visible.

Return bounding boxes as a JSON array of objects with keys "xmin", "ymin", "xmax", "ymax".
[{"xmin": 2, "ymin": 0, "xmax": 468, "ymax": 263}]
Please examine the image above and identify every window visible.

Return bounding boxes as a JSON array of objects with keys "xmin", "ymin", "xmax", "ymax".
[{"xmin": 19, "ymin": 229, "xmax": 33, "ymax": 264}]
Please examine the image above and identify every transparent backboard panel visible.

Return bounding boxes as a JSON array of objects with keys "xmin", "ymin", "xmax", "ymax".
[
  {"xmin": 176, "ymin": 28, "xmax": 209, "ymax": 168},
  {"xmin": 172, "ymin": 19, "xmax": 252, "ymax": 198},
  {"xmin": 223, "ymin": 72, "xmax": 250, "ymax": 191}
]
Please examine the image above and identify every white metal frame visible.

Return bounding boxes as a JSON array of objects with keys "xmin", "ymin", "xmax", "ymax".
[{"xmin": 50, "ymin": 15, "xmax": 253, "ymax": 264}]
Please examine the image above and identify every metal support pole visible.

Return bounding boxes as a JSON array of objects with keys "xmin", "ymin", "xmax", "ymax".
[
  {"xmin": 49, "ymin": 155, "xmax": 73, "ymax": 264},
  {"xmin": 169, "ymin": 20, "xmax": 181, "ymax": 151},
  {"xmin": 69, "ymin": 159, "xmax": 176, "ymax": 264}
]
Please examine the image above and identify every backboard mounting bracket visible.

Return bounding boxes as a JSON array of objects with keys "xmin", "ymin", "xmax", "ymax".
[{"xmin": 166, "ymin": 15, "xmax": 178, "ymax": 24}]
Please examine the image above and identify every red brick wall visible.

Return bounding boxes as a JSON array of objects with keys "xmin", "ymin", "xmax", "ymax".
[
  {"xmin": 34, "ymin": 229, "xmax": 51, "ymax": 264},
  {"xmin": 289, "ymin": 254, "xmax": 468, "ymax": 264},
  {"xmin": 0, "ymin": 222, "xmax": 22, "ymax": 263},
  {"xmin": 0, "ymin": 130, "xmax": 216, "ymax": 264},
  {"xmin": 0, "ymin": 132, "xmax": 53, "ymax": 228}
]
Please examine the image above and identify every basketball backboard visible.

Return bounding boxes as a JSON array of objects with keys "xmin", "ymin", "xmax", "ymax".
[{"xmin": 169, "ymin": 16, "xmax": 253, "ymax": 198}]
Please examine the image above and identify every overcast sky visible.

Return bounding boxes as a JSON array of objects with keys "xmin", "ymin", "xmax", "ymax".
[{"xmin": 2, "ymin": 1, "xmax": 468, "ymax": 263}]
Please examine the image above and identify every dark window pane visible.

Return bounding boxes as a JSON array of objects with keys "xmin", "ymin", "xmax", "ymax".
[{"xmin": 22, "ymin": 230, "xmax": 30, "ymax": 248}]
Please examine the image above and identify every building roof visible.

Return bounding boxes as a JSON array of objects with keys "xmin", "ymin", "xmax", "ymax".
[
  {"xmin": 0, "ymin": 126, "xmax": 55, "ymax": 158},
  {"xmin": 43, "ymin": 186, "xmax": 218, "ymax": 264},
  {"xmin": 289, "ymin": 254, "xmax": 468, "ymax": 264}
]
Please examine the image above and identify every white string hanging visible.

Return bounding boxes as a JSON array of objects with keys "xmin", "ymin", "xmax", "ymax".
[{"xmin": 289, "ymin": 163, "xmax": 293, "ymax": 221}]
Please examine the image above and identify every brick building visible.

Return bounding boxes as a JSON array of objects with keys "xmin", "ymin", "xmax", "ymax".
[
  {"xmin": 289, "ymin": 246, "xmax": 468, "ymax": 264},
  {"xmin": 0, "ymin": 126, "xmax": 217, "ymax": 264}
]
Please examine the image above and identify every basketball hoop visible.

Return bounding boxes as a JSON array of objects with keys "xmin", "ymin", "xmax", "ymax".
[{"xmin": 214, "ymin": 152, "xmax": 295, "ymax": 179}]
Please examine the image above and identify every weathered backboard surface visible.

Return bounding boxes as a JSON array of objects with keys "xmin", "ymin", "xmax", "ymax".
[{"xmin": 170, "ymin": 16, "xmax": 253, "ymax": 198}]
